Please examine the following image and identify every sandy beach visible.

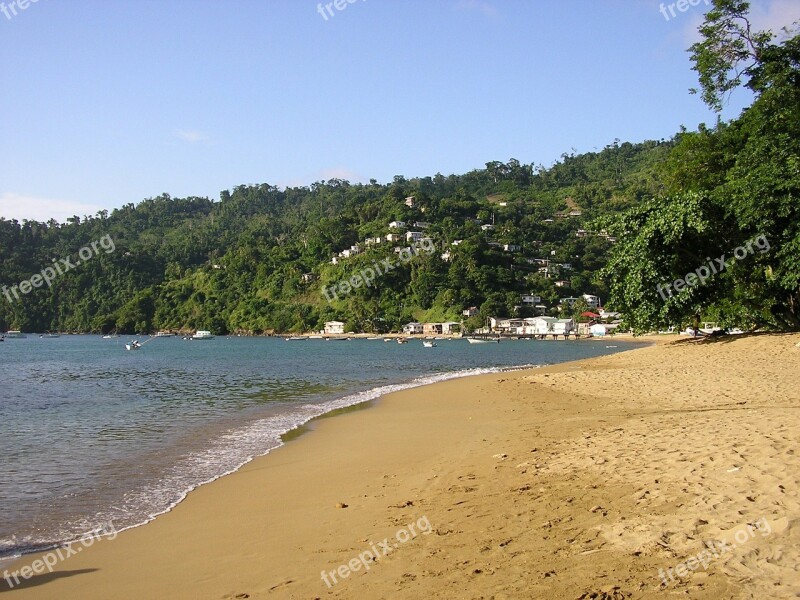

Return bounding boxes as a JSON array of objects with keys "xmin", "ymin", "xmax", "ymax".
[{"xmin": 3, "ymin": 333, "xmax": 799, "ymax": 599}]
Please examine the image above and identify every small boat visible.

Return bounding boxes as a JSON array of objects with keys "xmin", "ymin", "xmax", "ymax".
[
  {"xmin": 4, "ymin": 331, "xmax": 26, "ymax": 339},
  {"xmin": 155, "ymin": 331, "xmax": 175, "ymax": 337},
  {"xmin": 102, "ymin": 329, "xmax": 119, "ymax": 339},
  {"xmin": 125, "ymin": 340, "xmax": 143, "ymax": 351},
  {"xmin": 384, "ymin": 338, "xmax": 393, "ymax": 342},
  {"xmin": 397, "ymin": 338, "xmax": 408, "ymax": 344},
  {"xmin": 192, "ymin": 330, "xmax": 214, "ymax": 340},
  {"xmin": 422, "ymin": 340, "xmax": 437, "ymax": 348},
  {"xmin": 366, "ymin": 337, "xmax": 383, "ymax": 341},
  {"xmin": 40, "ymin": 332, "xmax": 61, "ymax": 338},
  {"xmin": 285, "ymin": 336, "xmax": 309, "ymax": 341},
  {"xmin": 466, "ymin": 337, "xmax": 499, "ymax": 344}
]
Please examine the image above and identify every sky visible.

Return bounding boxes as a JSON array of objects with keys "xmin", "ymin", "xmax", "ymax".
[{"xmin": 1, "ymin": 0, "xmax": 799, "ymax": 223}]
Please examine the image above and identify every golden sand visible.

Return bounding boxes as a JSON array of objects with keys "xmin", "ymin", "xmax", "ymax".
[{"xmin": 3, "ymin": 333, "xmax": 799, "ymax": 599}]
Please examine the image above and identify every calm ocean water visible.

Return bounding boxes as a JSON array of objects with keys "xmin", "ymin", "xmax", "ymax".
[{"xmin": 0, "ymin": 335, "xmax": 645, "ymax": 560}]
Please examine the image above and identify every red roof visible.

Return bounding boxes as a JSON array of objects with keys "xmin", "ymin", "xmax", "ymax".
[{"xmin": 581, "ymin": 311, "xmax": 601, "ymax": 318}]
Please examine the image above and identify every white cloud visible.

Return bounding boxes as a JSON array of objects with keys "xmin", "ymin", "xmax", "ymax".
[
  {"xmin": 0, "ymin": 192, "xmax": 103, "ymax": 223},
  {"xmin": 175, "ymin": 129, "xmax": 209, "ymax": 143},
  {"xmin": 749, "ymin": 0, "xmax": 800, "ymax": 37},
  {"xmin": 454, "ymin": 0, "xmax": 498, "ymax": 18}
]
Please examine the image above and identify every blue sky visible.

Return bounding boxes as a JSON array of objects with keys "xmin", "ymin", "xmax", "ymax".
[{"xmin": 1, "ymin": 0, "xmax": 798, "ymax": 222}]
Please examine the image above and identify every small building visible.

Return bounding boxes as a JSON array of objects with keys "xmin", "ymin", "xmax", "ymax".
[
  {"xmin": 582, "ymin": 294, "xmax": 601, "ymax": 309},
  {"xmin": 423, "ymin": 323, "xmax": 443, "ymax": 335},
  {"xmin": 521, "ymin": 294, "xmax": 542, "ymax": 305},
  {"xmin": 554, "ymin": 280, "xmax": 570, "ymax": 288},
  {"xmin": 441, "ymin": 322, "xmax": 461, "ymax": 335},
  {"xmin": 503, "ymin": 243, "xmax": 521, "ymax": 252},
  {"xmin": 386, "ymin": 233, "xmax": 403, "ymax": 243},
  {"xmin": 404, "ymin": 196, "xmax": 416, "ymax": 207},
  {"xmin": 462, "ymin": 306, "xmax": 479, "ymax": 317},
  {"xmin": 590, "ymin": 323, "xmax": 609, "ymax": 337},
  {"xmin": 481, "ymin": 224, "xmax": 495, "ymax": 231},
  {"xmin": 389, "ymin": 221, "xmax": 406, "ymax": 229},
  {"xmin": 324, "ymin": 321, "xmax": 345, "ymax": 335},
  {"xmin": 403, "ymin": 322, "xmax": 424, "ymax": 335},
  {"xmin": 553, "ymin": 318, "xmax": 575, "ymax": 335},
  {"xmin": 413, "ymin": 221, "xmax": 430, "ymax": 229},
  {"xmin": 406, "ymin": 231, "xmax": 424, "ymax": 243}
]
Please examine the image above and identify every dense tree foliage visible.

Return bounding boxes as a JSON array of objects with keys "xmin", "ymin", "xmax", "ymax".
[
  {"xmin": 598, "ymin": 0, "xmax": 799, "ymax": 332},
  {"xmin": 0, "ymin": 143, "xmax": 672, "ymax": 334}
]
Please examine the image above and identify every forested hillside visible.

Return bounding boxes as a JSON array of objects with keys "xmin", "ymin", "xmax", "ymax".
[{"xmin": 0, "ymin": 140, "xmax": 673, "ymax": 334}]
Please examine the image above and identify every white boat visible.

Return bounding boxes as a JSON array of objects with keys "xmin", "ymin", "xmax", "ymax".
[
  {"xmin": 192, "ymin": 330, "xmax": 214, "ymax": 340},
  {"xmin": 285, "ymin": 336, "xmax": 309, "ymax": 341},
  {"xmin": 422, "ymin": 340, "xmax": 437, "ymax": 348},
  {"xmin": 397, "ymin": 338, "xmax": 408, "ymax": 344},
  {"xmin": 466, "ymin": 337, "xmax": 499, "ymax": 344},
  {"xmin": 102, "ymin": 330, "xmax": 119, "ymax": 339},
  {"xmin": 41, "ymin": 332, "xmax": 61, "ymax": 338},
  {"xmin": 700, "ymin": 322, "xmax": 722, "ymax": 335},
  {"xmin": 155, "ymin": 331, "xmax": 175, "ymax": 337},
  {"xmin": 4, "ymin": 331, "xmax": 26, "ymax": 339},
  {"xmin": 125, "ymin": 340, "xmax": 142, "ymax": 351}
]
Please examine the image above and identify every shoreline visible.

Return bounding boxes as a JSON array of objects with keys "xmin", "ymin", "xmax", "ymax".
[
  {"xmin": 1, "ymin": 343, "xmax": 642, "ymax": 564},
  {"xmin": 5, "ymin": 333, "xmax": 797, "ymax": 599}
]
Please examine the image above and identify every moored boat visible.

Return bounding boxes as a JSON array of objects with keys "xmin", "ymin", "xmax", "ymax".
[
  {"xmin": 192, "ymin": 330, "xmax": 214, "ymax": 340},
  {"xmin": 466, "ymin": 337, "xmax": 499, "ymax": 344}
]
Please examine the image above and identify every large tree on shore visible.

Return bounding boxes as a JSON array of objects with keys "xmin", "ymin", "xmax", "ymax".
[{"xmin": 597, "ymin": 0, "xmax": 800, "ymax": 332}]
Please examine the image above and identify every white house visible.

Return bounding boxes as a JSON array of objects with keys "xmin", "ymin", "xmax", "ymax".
[
  {"xmin": 413, "ymin": 221, "xmax": 430, "ymax": 229},
  {"xmin": 389, "ymin": 221, "xmax": 406, "ymax": 229},
  {"xmin": 553, "ymin": 318, "xmax": 575, "ymax": 335},
  {"xmin": 324, "ymin": 321, "xmax": 345, "ymax": 335},
  {"xmin": 554, "ymin": 280, "xmax": 570, "ymax": 288},
  {"xmin": 406, "ymin": 231, "xmax": 424, "ymax": 243},
  {"xmin": 462, "ymin": 306, "xmax": 478, "ymax": 317},
  {"xmin": 503, "ymin": 243, "xmax": 522, "ymax": 252},
  {"xmin": 441, "ymin": 322, "xmax": 461, "ymax": 335},
  {"xmin": 481, "ymin": 224, "xmax": 495, "ymax": 231},
  {"xmin": 582, "ymin": 294, "xmax": 601, "ymax": 309},
  {"xmin": 521, "ymin": 294, "xmax": 542, "ymax": 305},
  {"xmin": 402, "ymin": 322, "xmax": 421, "ymax": 335},
  {"xmin": 404, "ymin": 196, "xmax": 416, "ymax": 207},
  {"xmin": 386, "ymin": 233, "xmax": 403, "ymax": 243},
  {"xmin": 403, "ymin": 322, "xmax": 424, "ymax": 334}
]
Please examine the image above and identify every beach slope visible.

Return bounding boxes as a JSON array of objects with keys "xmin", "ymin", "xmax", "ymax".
[{"xmin": 3, "ymin": 333, "xmax": 800, "ymax": 599}]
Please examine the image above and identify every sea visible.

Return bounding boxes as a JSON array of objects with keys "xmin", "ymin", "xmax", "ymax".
[{"xmin": 0, "ymin": 334, "xmax": 646, "ymax": 561}]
